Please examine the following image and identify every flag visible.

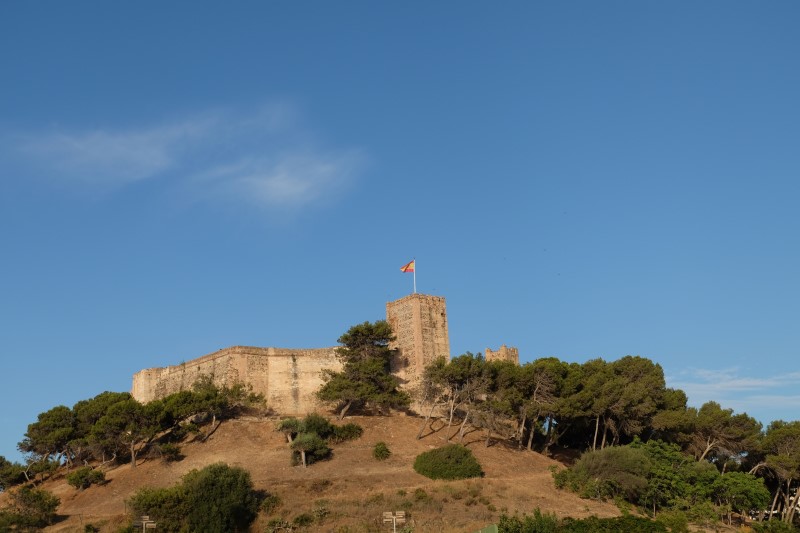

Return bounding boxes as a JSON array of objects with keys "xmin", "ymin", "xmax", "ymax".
[{"xmin": 400, "ymin": 260, "xmax": 415, "ymax": 273}]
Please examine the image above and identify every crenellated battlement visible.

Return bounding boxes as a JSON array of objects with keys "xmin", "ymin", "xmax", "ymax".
[
  {"xmin": 485, "ymin": 344, "xmax": 519, "ymax": 365},
  {"xmin": 132, "ymin": 293, "xmax": 452, "ymax": 416}
]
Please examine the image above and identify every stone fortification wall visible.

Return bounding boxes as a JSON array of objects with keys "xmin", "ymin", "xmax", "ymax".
[
  {"xmin": 133, "ymin": 293, "xmax": 452, "ymax": 416},
  {"xmin": 485, "ymin": 344, "xmax": 519, "ymax": 365},
  {"xmin": 131, "ymin": 346, "xmax": 341, "ymax": 415},
  {"xmin": 386, "ymin": 293, "xmax": 450, "ymax": 386}
]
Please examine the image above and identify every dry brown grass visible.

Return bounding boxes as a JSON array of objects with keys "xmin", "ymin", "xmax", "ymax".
[{"xmin": 22, "ymin": 413, "xmax": 622, "ymax": 532}]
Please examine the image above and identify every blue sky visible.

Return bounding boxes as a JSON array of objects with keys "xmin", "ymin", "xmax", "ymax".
[{"xmin": 1, "ymin": 2, "xmax": 798, "ymax": 462}]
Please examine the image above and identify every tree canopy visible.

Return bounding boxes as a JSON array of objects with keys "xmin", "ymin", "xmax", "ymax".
[{"xmin": 317, "ymin": 320, "xmax": 409, "ymax": 418}]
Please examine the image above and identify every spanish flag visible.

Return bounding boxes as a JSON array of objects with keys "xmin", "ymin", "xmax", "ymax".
[{"xmin": 400, "ymin": 260, "xmax": 415, "ymax": 273}]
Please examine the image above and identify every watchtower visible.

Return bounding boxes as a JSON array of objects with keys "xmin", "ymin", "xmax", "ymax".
[{"xmin": 385, "ymin": 293, "xmax": 451, "ymax": 386}]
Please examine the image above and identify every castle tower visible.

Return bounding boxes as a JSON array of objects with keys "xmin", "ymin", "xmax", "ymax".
[
  {"xmin": 386, "ymin": 293, "xmax": 451, "ymax": 386},
  {"xmin": 485, "ymin": 344, "xmax": 519, "ymax": 365}
]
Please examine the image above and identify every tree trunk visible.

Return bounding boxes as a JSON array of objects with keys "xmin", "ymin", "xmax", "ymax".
[
  {"xmin": 785, "ymin": 479, "xmax": 800, "ymax": 523},
  {"xmin": 542, "ymin": 417, "xmax": 558, "ymax": 456},
  {"xmin": 527, "ymin": 422, "xmax": 536, "ymax": 451},
  {"xmin": 517, "ymin": 413, "xmax": 527, "ymax": 449},
  {"xmin": 338, "ymin": 400, "xmax": 353, "ymax": 420},
  {"xmin": 698, "ymin": 437, "xmax": 715, "ymax": 462},
  {"xmin": 417, "ymin": 401, "xmax": 438, "ymax": 440},
  {"xmin": 600, "ymin": 418, "xmax": 608, "ymax": 449},
  {"xmin": 446, "ymin": 398, "xmax": 457, "ymax": 441},
  {"xmin": 300, "ymin": 450, "xmax": 307, "ymax": 468},
  {"xmin": 592, "ymin": 415, "xmax": 600, "ymax": 451},
  {"xmin": 458, "ymin": 411, "xmax": 471, "ymax": 443},
  {"xmin": 768, "ymin": 482, "xmax": 781, "ymax": 521},
  {"xmin": 130, "ymin": 442, "xmax": 137, "ymax": 469}
]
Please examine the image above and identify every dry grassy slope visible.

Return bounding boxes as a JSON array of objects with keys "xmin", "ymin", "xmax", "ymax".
[{"xmin": 39, "ymin": 414, "xmax": 621, "ymax": 533}]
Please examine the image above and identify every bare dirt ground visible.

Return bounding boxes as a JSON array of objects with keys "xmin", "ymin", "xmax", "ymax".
[{"xmin": 26, "ymin": 413, "xmax": 624, "ymax": 532}]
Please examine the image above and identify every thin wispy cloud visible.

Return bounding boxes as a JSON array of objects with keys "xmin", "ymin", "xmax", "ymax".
[
  {"xmin": 668, "ymin": 366, "xmax": 800, "ymax": 421},
  {"xmin": 6, "ymin": 104, "xmax": 364, "ymax": 211}
]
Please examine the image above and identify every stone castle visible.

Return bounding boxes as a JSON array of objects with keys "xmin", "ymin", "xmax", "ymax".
[{"xmin": 132, "ymin": 293, "xmax": 516, "ymax": 414}]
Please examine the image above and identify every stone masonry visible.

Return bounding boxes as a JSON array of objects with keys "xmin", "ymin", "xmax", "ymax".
[
  {"xmin": 485, "ymin": 344, "xmax": 520, "ymax": 365},
  {"xmin": 131, "ymin": 346, "xmax": 341, "ymax": 415},
  {"xmin": 385, "ymin": 293, "xmax": 451, "ymax": 388},
  {"xmin": 131, "ymin": 293, "xmax": 452, "ymax": 414}
]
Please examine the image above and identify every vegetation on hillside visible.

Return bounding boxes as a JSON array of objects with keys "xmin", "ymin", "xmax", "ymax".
[
  {"xmin": 125, "ymin": 463, "xmax": 261, "ymax": 533},
  {"xmin": 415, "ymin": 351, "xmax": 800, "ymax": 528},
  {"xmin": 276, "ymin": 413, "xmax": 362, "ymax": 467},
  {"xmin": 414, "ymin": 444, "xmax": 483, "ymax": 480},
  {"xmin": 3, "ymin": 319, "xmax": 800, "ymax": 531},
  {"xmin": 3, "ymin": 376, "xmax": 263, "ymax": 488},
  {"xmin": 0, "ymin": 485, "xmax": 60, "ymax": 529},
  {"xmin": 317, "ymin": 320, "xmax": 410, "ymax": 419}
]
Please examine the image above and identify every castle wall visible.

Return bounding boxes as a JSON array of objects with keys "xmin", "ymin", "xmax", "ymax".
[
  {"xmin": 131, "ymin": 346, "xmax": 341, "ymax": 415},
  {"xmin": 485, "ymin": 344, "xmax": 519, "ymax": 365},
  {"xmin": 132, "ymin": 293, "xmax": 452, "ymax": 416}
]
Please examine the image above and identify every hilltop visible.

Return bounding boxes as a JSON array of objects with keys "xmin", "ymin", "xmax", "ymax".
[{"xmin": 21, "ymin": 413, "xmax": 620, "ymax": 532}]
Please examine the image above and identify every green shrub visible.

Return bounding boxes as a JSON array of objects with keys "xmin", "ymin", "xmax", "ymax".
[
  {"xmin": 751, "ymin": 521, "xmax": 800, "ymax": 533},
  {"xmin": 291, "ymin": 432, "xmax": 331, "ymax": 466},
  {"xmin": 67, "ymin": 466, "xmax": 106, "ymax": 489},
  {"xmin": 498, "ymin": 510, "xmax": 668, "ymax": 533},
  {"xmin": 413, "ymin": 444, "xmax": 483, "ymax": 480},
  {"xmin": 260, "ymin": 493, "xmax": 282, "ymax": 515},
  {"xmin": 654, "ymin": 510, "xmax": 688, "ymax": 533},
  {"xmin": 303, "ymin": 413, "xmax": 335, "ymax": 439},
  {"xmin": 413, "ymin": 488, "xmax": 430, "ymax": 502},
  {"xmin": 552, "ymin": 446, "xmax": 650, "ymax": 501},
  {"xmin": 4, "ymin": 486, "xmax": 60, "ymax": 528},
  {"xmin": 159, "ymin": 443, "xmax": 183, "ymax": 462},
  {"xmin": 293, "ymin": 512, "xmax": 315, "ymax": 527},
  {"xmin": 560, "ymin": 515, "xmax": 667, "ymax": 532},
  {"xmin": 373, "ymin": 441, "xmax": 391, "ymax": 460},
  {"xmin": 313, "ymin": 503, "xmax": 330, "ymax": 522},
  {"xmin": 129, "ymin": 463, "xmax": 259, "ymax": 533},
  {"xmin": 498, "ymin": 508, "xmax": 559, "ymax": 533},
  {"xmin": 331, "ymin": 423, "xmax": 363, "ymax": 443},
  {"xmin": 0, "ymin": 456, "xmax": 25, "ymax": 491},
  {"xmin": 128, "ymin": 486, "xmax": 187, "ymax": 532},
  {"xmin": 265, "ymin": 518, "xmax": 292, "ymax": 533}
]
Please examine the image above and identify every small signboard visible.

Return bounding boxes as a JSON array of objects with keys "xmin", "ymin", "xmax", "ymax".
[
  {"xmin": 382, "ymin": 510, "xmax": 406, "ymax": 532},
  {"xmin": 133, "ymin": 515, "xmax": 157, "ymax": 532}
]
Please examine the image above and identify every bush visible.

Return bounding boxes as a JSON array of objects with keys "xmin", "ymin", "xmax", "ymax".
[
  {"xmin": 752, "ymin": 521, "xmax": 800, "ymax": 533},
  {"xmin": 293, "ymin": 512, "xmax": 315, "ymax": 527},
  {"xmin": 67, "ymin": 466, "xmax": 106, "ymax": 489},
  {"xmin": 331, "ymin": 423, "xmax": 363, "ymax": 443},
  {"xmin": 0, "ymin": 456, "xmax": 25, "ymax": 490},
  {"xmin": 159, "ymin": 443, "xmax": 183, "ymax": 462},
  {"xmin": 413, "ymin": 488, "xmax": 431, "ymax": 502},
  {"xmin": 129, "ymin": 463, "xmax": 259, "ymax": 533},
  {"xmin": 552, "ymin": 446, "xmax": 650, "ymax": 501},
  {"xmin": 654, "ymin": 510, "xmax": 688, "ymax": 533},
  {"xmin": 302, "ymin": 413, "xmax": 335, "ymax": 439},
  {"xmin": 561, "ymin": 515, "xmax": 667, "ymax": 532},
  {"xmin": 291, "ymin": 432, "xmax": 331, "ymax": 466},
  {"xmin": 260, "ymin": 493, "xmax": 282, "ymax": 515},
  {"xmin": 498, "ymin": 510, "xmax": 668, "ymax": 533},
  {"xmin": 373, "ymin": 441, "xmax": 391, "ymax": 460},
  {"xmin": 182, "ymin": 463, "xmax": 260, "ymax": 532},
  {"xmin": 5, "ymin": 485, "xmax": 60, "ymax": 528},
  {"xmin": 128, "ymin": 486, "xmax": 187, "ymax": 532},
  {"xmin": 413, "ymin": 444, "xmax": 483, "ymax": 480},
  {"xmin": 498, "ymin": 508, "xmax": 559, "ymax": 533}
]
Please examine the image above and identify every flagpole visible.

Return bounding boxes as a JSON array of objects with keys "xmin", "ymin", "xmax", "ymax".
[{"xmin": 413, "ymin": 258, "xmax": 417, "ymax": 294}]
